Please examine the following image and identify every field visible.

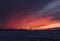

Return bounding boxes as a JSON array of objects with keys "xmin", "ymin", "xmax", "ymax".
[{"xmin": 0, "ymin": 30, "xmax": 60, "ymax": 41}]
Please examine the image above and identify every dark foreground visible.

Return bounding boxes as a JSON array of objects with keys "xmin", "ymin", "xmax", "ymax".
[{"xmin": 0, "ymin": 30, "xmax": 60, "ymax": 41}]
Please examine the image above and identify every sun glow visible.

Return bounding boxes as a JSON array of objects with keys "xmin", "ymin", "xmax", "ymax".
[{"xmin": 32, "ymin": 23, "xmax": 60, "ymax": 30}]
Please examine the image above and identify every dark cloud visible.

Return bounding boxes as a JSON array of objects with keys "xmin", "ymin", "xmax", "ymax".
[
  {"xmin": 35, "ymin": 0, "xmax": 60, "ymax": 21},
  {"xmin": 51, "ymin": 12, "xmax": 60, "ymax": 20}
]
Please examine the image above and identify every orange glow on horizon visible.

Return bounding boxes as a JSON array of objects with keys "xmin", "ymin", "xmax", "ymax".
[{"xmin": 31, "ymin": 23, "xmax": 60, "ymax": 30}]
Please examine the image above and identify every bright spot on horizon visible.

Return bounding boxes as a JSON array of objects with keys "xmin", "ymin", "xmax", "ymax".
[{"xmin": 32, "ymin": 23, "xmax": 60, "ymax": 30}]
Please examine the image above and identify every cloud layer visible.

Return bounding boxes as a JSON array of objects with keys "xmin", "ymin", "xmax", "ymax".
[
  {"xmin": 0, "ymin": 0, "xmax": 60, "ymax": 30},
  {"xmin": 36, "ymin": 0, "xmax": 60, "ymax": 20}
]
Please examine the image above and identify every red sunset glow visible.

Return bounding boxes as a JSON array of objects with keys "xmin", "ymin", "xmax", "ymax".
[{"xmin": 3, "ymin": 12, "xmax": 60, "ymax": 30}]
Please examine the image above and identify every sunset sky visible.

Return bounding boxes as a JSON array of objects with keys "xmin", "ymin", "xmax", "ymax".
[{"xmin": 0, "ymin": 0, "xmax": 60, "ymax": 30}]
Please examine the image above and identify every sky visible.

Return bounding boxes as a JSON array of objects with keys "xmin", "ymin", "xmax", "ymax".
[{"xmin": 0, "ymin": 0, "xmax": 60, "ymax": 30}]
